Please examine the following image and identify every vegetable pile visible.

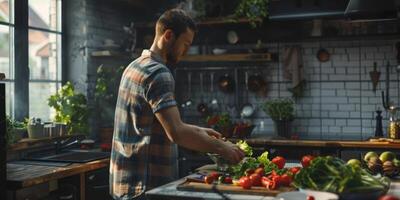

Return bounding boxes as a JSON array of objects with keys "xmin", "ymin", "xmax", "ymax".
[{"xmin": 293, "ymin": 156, "xmax": 390, "ymax": 194}]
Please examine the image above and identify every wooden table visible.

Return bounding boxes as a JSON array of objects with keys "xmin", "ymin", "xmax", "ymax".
[{"xmin": 7, "ymin": 158, "xmax": 110, "ymax": 200}]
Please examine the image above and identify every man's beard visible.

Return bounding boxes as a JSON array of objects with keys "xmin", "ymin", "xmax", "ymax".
[{"xmin": 166, "ymin": 42, "xmax": 179, "ymax": 65}]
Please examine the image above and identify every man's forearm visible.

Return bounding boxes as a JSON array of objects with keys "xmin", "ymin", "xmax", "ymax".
[{"xmin": 174, "ymin": 123, "xmax": 223, "ymax": 154}]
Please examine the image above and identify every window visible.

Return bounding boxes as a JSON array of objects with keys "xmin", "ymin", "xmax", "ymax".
[
  {"xmin": 0, "ymin": 0, "xmax": 14, "ymax": 116},
  {"xmin": 28, "ymin": 0, "xmax": 62, "ymax": 121},
  {"xmin": 0, "ymin": 0, "xmax": 62, "ymax": 121}
]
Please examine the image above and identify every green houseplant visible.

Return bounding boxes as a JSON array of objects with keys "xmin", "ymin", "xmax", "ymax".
[
  {"xmin": 262, "ymin": 98, "xmax": 295, "ymax": 138},
  {"xmin": 234, "ymin": 0, "xmax": 269, "ymax": 28},
  {"xmin": 94, "ymin": 65, "xmax": 125, "ymax": 143},
  {"xmin": 48, "ymin": 82, "xmax": 89, "ymax": 135},
  {"xmin": 5, "ymin": 116, "xmax": 27, "ymax": 146}
]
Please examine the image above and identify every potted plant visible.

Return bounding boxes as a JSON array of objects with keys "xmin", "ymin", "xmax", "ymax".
[
  {"xmin": 206, "ymin": 113, "xmax": 234, "ymax": 138},
  {"xmin": 234, "ymin": 0, "xmax": 269, "ymax": 28},
  {"xmin": 262, "ymin": 98, "xmax": 295, "ymax": 138},
  {"xmin": 94, "ymin": 65, "xmax": 125, "ymax": 143},
  {"xmin": 5, "ymin": 116, "xmax": 27, "ymax": 145},
  {"xmin": 48, "ymin": 82, "xmax": 89, "ymax": 135}
]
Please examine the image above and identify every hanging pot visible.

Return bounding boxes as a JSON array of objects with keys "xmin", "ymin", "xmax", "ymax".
[
  {"xmin": 247, "ymin": 73, "xmax": 266, "ymax": 92},
  {"xmin": 317, "ymin": 48, "xmax": 330, "ymax": 62},
  {"xmin": 218, "ymin": 74, "xmax": 235, "ymax": 93}
]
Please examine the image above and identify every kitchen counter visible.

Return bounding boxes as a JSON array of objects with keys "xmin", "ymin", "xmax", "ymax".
[
  {"xmin": 230, "ymin": 137, "xmax": 400, "ymax": 150},
  {"xmin": 7, "ymin": 157, "xmax": 110, "ymax": 189},
  {"xmin": 146, "ymin": 166, "xmax": 400, "ymax": 200},
  {"xmin": 7, "ymin": 156, "xmax": 110, "ymax": 200}
]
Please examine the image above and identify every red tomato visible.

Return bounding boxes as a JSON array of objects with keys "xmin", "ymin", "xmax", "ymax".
[
  {"xmin": 239, "ymin": 176, "xmax": 252, "ymax": 189},
  {"xmin": 204, "ymin": 175, "xmax": 215, "ymax": 184},
  {"xmin": 379, "ymin": 195, "xmax": 400, "ymax": 200},
  {"xmin": 209, "ymin": 172, "xmax": 220, "ymax": 179},
  {"xmin": 254, "ymin": 167, "xmax": 265, "ymax": 176},
  {"xmin": 272, "ymin": 175, "xmax": 282, "ymax": 186},
  {"xmin": 261, "ymin": 176, "xmax": 276, "ymax": 190},
  {"xmin": 272, "ymin": 156, "xmax": 286, "ymax": 169},
  {"xmin": 245, "ymin": 168, "xmax": 255, "ymax": 176},
  {"xmin": 224, "ymin": 177, "xmax": 233, "ymax": 184},
  {"xmin": 207, "ymin": 116, "xmax": 220, "ymax": 126},
  {"xmin": 307, "ymin": 196, "xmax": 315, "ymax": 200},
  {"xmin": 280, "ymin": 174, "xmax": 292, "ymax": 186},
  {"xmin": 301, "ymin": 155, "xmax": 315, "ymax": 168},
  {"xmin": 289, "ymin": 167, "xmax": 301, "ymax": 175},
  {"xmin": 249, "ymin": 173, "xmax": 262, "ymax": 186}
]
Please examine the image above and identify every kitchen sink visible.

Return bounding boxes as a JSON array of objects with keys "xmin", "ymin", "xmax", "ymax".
[{"xmin": 27, "ymin": 151, "xmax": 110, "ymax": 163}]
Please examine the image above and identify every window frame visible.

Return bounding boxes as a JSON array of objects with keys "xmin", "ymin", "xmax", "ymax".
[{"xmin": 6, "ymin": 0, "xmax": 64, "ymax": 121}]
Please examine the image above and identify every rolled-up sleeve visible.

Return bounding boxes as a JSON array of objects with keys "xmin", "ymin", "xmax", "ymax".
[{"xmin": 144, "ymin": 70, "xmax": 177, "ymax": 113}]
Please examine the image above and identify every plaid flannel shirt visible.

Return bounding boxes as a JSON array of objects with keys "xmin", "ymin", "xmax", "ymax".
[{"xmin": 110, "ymin": 50, "xmax": 177, "ymax": 199}]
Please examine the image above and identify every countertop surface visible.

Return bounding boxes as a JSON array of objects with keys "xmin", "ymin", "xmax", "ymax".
[
  {"xmin": 231, "ymin": 136, "xmax": 400, "ymax": 149},
  {"xmin": 146, "ymin": 164, "xmax": 400, "ymax": 200},
  {"xmin": 7, "ymin": 157, "xmax": 110, "ymax": 189}
]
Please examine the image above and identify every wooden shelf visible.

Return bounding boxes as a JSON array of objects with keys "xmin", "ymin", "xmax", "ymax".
[
  {"xmin": 181, "ymin": 53, "xmax": 275, "ymax": 62},
  {"xmin": 135, "ymin": 17, "xmax": 259, "ymax": 28}
]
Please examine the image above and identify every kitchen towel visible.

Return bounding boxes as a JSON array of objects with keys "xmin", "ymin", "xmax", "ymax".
[{"xmin": 283, "ymin": 46, "xmax": 305, "ymax": 98}]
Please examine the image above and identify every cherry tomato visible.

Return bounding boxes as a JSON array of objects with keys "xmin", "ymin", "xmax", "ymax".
[
  {"xmin": 307, "ymin": 196, "xmax": 315, "ymax": 200},
  {"xmin": 245, "ymin": 168, "xmax": 255, "ymax": 176},
  {"xmin": 289, "ymin": 167, "xmax": 301, "ymax": 175},
  {"xmin": 280, "ymin": 174, "xmax": 292, "ymax": 186},
  {"xmin": 379, "ymin": 195, "xmax": 400, "ymax": 200},
  {"xmin": 301, "ymin": 155, "xmax": 315, "ymax": 168},
  {"xmin": 261, "ymin": 176, "xmax": 276, "ymax": 190},
  {"xmin": 272, "ymin": 156, "xmax": 286, "ymax": 169},
  {"xmin": 254, "ymin": 167, "xmax": 265, "ymax": 176},
  {"xmin": 224, "ymin": 177, "xmax": 233, "ymax": 184},
  {"xmin": 210, "ymin": 171, "xmax": 220, "ymax": 179},
  {"xmin": 271, "ymin": 175, "xmax": 281, "ymax": 186},
  {"xmin": 204, "ymin": 175, "xmax": 215, "ymax": 184},
  {"xmin": 239, "ymin": 176, "xmax": 252, "ymax": 189},
  {"xmin": 249, "ymin": 173, "xmax": 262, "ymax": 186}
]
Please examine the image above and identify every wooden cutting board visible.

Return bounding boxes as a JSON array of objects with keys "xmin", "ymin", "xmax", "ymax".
[{"xmin": 177, "ymin": 178, "xmax": 295, "ymax": 196}]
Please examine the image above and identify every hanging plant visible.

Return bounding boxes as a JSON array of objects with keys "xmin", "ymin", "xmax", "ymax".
[{"xmin": 234, "ymin": 0, "xmax": 269, "ymax": 28}]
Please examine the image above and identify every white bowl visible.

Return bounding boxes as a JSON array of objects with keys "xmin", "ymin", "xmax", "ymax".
[
  {"xmin": 275, "ymin": 191, "xmax": 307, "ymax": 200},
  {"xmin": 300, "ymin": 189, "xmax": 339, "ymax": 200}
]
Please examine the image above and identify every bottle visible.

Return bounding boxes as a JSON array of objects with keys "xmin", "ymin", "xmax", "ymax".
[{"xmin": 375, "ymin": 109, "xmax": 383, "ymax": 137}]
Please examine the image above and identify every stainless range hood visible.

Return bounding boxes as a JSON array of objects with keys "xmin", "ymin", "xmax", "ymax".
[
  {"xmin": 268, "ymin": 0, "xmax": 399, "ymax": 21},
  {"xmin": 344, "ymin": 0, "xmax": 398, "ymax": 21}
]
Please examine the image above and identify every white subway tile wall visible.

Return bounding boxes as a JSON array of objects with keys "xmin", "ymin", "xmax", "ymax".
[{"xmin": 176, "ymin": 39, "xmax": 400, "ymax": 140}]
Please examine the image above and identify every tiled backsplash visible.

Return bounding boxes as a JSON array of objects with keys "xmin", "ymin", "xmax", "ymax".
[{"xmin": 176, "ymin": 39, "xmax": 400, "ymax": 140}]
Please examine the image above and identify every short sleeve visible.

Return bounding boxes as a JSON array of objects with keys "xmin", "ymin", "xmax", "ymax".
[{"xmin": 144, "ymin": 69, "xmax": 177, "ymax": 113}]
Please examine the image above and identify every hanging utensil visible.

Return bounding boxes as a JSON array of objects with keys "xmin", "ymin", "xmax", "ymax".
[
  {"xmin": 369, "ymin": 62, "xmax": 381, "ymax": 93},
  {"xmin": 197, "ymin": 72, "xmax": 209, "ymax": 115},
  {"xmin": 218, "ymin": 74, "xmax": 235, "ymax": 93},
  {"xmin": 209, "ymin": 72, "xmax": 219, "ymax": 112},
  {"xmin": 240, "ymin": 71, "xmax": 255, "ymax": 118},
  {"xmin": 181, "ymin": 72, "xmax": 193, "ymax": 108},
  {"xmin": 248, "ymin": 73, "xmax": 267, "ymax": 93}
]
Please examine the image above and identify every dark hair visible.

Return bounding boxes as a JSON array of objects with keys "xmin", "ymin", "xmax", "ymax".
[{"xmin": 156, "ymin": 9, "xmax": 197, "ymax": 38}]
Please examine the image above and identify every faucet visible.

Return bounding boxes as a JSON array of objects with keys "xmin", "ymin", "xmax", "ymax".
[{"xmin": 54, "ymin": 137, "xmax": 81, "ymax": 154}]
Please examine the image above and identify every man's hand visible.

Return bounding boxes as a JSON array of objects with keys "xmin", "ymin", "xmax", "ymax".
[
  {"xmin": 218, "ymin": 141, "xmax": 245, "ymax": 164},
  {"xmin": 202, "ymin": 127, "xmax": 222, "ymax": 139}
]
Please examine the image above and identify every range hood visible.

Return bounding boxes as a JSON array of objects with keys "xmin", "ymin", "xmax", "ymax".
[
  {"xmin": 268, "ymin": 0, "xmax": 399, "ymax": 21},
  {"xmin": 344, "ymin": 0, "xmax": 398, "ymax": 21}
]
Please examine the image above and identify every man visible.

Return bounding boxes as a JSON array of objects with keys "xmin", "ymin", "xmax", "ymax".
[{"xmin": 110, "ymin": 9, "xmax": 245, "ymax": 199}]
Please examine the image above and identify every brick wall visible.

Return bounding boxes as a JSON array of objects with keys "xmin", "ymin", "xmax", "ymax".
[{"xmin": 176, "ymin": 38, "xmax": 400, "ymax": 140}]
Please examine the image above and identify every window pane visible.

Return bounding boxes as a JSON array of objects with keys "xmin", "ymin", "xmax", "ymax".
[
  {"xmin": 29, "ymin": 30, "xmax": 60, "ymax": 80},
  {"xmin": 0, "ymin": 0, "xmax": 13, "ymax": 23},
  {"xmin": 1, "ymin": 81, "xmax": 14, "ymax": 116},
  {"xmin": 29, "ymin": 82, "xmax": 59, "ymax": 121},
  {"xmin": 28, "ymin": 0, "xmax": 61, "ymax": 31},
  {"xmin": 0, "ymin": 25, "xmax": 10, "ymax": 78}
]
